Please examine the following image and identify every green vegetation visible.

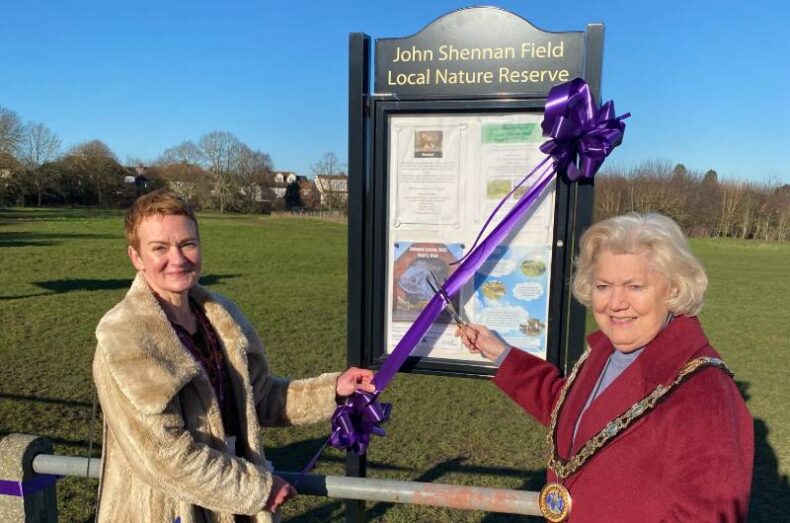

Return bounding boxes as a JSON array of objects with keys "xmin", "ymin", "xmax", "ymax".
[{"xmin": 1, "ymin": 209, "xmax": 788, "ymax": 521}]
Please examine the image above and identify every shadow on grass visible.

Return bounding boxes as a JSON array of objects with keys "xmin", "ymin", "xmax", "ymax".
[
  {"xmin": 265, "ymin": 437, "xmax": 340, "ymax": 472},
  {"xmin": 0, "ymin": 392, "xmax": 91, "ymax": 408},
  {"xmin": 0, "ymin": 394, "xmax": 100, "ymax": 453},
  {"xmin": 32, "ymin": 274, "xmax": 238, "ymax": 293},
  {"xmin": 285, "ymin": 501, "xmax": 344, "ymax": 523},
  {"xmin": 739, "ymin": 381, "xmax": 790, "ymax": 522},
  {"xmin": 265, "ymin": 437, "xmax": 408, "ymax": 475},
  {"xmin": 34, "ymin": 278, "xmax": 134, "ymax": 293},
  {"xmin": 0, "ymin": 230, "xmax": 119, "ymax": 247},
  {"xmin": 0, "ymin": 208, "xmax": 120, "ymax": 223},
  {"xmin": 48, "ymin": 435, "xmax": 103, "ymax": 454},
  {"xmin": 0, "ymin": 274, "xmax": 240, "ymax": 300},
  {"xmin": 0, "ymin": 428, "xmax": 98, "ymax": 454}
]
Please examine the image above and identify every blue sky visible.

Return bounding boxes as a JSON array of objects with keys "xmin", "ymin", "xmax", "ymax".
[{"xmin": 2, "ymin": 1, "xmax": 787, "ymax": 183}]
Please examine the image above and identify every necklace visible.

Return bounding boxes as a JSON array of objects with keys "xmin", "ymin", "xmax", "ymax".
[{"xmin": 538, "ymin": 346, "xmax": 733, "ymax": 522}]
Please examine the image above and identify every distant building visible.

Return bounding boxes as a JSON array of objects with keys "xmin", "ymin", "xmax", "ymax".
[
  {"xmin": 315, "ymin": 174, "xmax": 348, "ymax": 209},
  {"xmin": 122, "ymin": 164, "xmax": 153, "ymax": 197},
  {"xmin": 264, "ymin": 170, "xmax": 300, "ymax": 198}
]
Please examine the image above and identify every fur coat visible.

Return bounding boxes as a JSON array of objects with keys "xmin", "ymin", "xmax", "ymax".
[
  {"xmin": 494, "ymin": 315, "xmax": 753, "ymax": 522},
  {"xmin": 92, "ymin": 273, "xmax": 340, "ymax": 523}
]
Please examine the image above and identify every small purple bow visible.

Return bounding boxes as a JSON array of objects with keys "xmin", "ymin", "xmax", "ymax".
[
  {"xmin": 329, "ymin": 390, "xmax": 391, "ymax": 455},
  {"xmin": 540, "ymin": 78, "xmax": 630, "ymax": 181}
]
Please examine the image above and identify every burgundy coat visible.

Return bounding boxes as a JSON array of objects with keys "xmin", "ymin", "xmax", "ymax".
[{"xmin": 494, "ymin": 315, "xmax": 753, "ymax": 522}]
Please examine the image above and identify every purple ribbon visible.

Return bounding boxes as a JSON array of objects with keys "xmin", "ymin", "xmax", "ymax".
[
  {"xmin": 316, "ymin": 78, "xmax": 627, "ymax": 461},
  {"xmin": 540, "ymin": 77, "xmax": 630, "ymax": 181},
  {"xmin": 372, "ymin": 77, "xmax": 628, "ymax": 393},
  {"xmin": 0, "ymin": 475, "xmax": 60, "ymax": 497},
  {"xmin": 373, "ymin": 165, "xmax": 556, "ymax": 391},
  {"xmin": 329, "ymin": 391, "xmax": 392, "ymax": 455},
  {"xmin": 292, "ymin": 391, "xmax": 391, "ymax": 487}
]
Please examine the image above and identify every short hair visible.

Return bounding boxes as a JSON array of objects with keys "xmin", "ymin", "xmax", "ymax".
[
  {"xmin": 571, "ymin": 212, "xmax": 707, "ymax": 316},
  {"xmin": 124, "ymin": 189, "xmax": 198, "ymax": 250}
]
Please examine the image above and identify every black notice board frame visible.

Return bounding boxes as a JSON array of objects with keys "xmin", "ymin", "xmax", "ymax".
[
  {"xmin": 345, "ymin": 15, "xmax": 602, "ymax": 522},
  {"xmin": 348, "ymin": 18, "xmax": 603, "ymax": 382}
]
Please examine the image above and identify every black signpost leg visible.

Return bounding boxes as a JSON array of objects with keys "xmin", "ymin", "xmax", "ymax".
[
  {"xmin": 346, "ymin": 32, "xmax": 370, "ymax": 523},
  {"xmin": 583, "ymin": 23, "xmax": 604, "ymax": 104},
  {"xmin": 345, "ymin": 453, "xmax": 367, "ymax": 521},
  {"xmin": 563, "ymin": 23, "xmax": 605, "ymax": 372}
]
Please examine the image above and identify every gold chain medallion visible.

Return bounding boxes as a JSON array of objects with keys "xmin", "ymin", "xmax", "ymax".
[
  {"xmin": 547, "ymin": 351, "xmax": 732, "ymax": 480},
  {"xmin": 539, "ymin": 482, "xmax": 572, "ymax": 522},
  {"xmin": 538, "ymin": 348, "xmax": 733, "ymax": 521}
]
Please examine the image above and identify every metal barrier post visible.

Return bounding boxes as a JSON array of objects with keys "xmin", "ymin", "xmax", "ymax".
[
  {"xmin": 25, "ymin": 449, "xmax": 544, "ymax": 517},
  {"xmin": 0, "ymin": 434, "xmax": 58, "ymax": 523}
]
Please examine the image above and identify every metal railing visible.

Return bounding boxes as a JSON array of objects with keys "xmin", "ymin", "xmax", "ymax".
[{"xmin": 30, "ymin": 454, "xmax": 541, "ymax": 515}]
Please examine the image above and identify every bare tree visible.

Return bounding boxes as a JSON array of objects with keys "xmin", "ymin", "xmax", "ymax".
[
  {"xmin": 63, "ymin": 140, "xmax": 124, "ymax": 207},
  {"xmin": 736, "ymin": 187, "xmax": 760, "ymax": 239},
  {"xmin": 198, "ymin": 131, "xmax": 242, "ymax": 212},
  {"xmin": 314, "ymin": 174, "xmax": 349, "ymax": 212},
  {"xmin": 158, "ymin": 141, "xmax": 206, "ymax": 167},
  {"xmin": 0, "ymin": 152, "xmax": 24, "ymax": 206},
  {"xmin": 766, "ymin": 184, "xmax": 790, "ymax": 241},
  {"xmin": 618, "ymin": 160, "xmax": 688, "ymax": 222},
  {"xmin": 17, "ymin": 122, "xmax": 61, "ymax": 206},
  {"xmin": 690, "ymin": 169, "xmax": 720, "ymax": 237},
  {"xmin": 594, "ymin": 170, "xmax": 627, "ymax": 219},
  {"xmin": 156, "ymin": 141, "xmax": 211, "ymax": 208},
  {"xmin": 311, "ymin": 152, "xmax": 348, "ymax": 211},
  {"xmin": 0, "ymin": 106, "xmax": 24, "ymax": 157},
  {"xmin": 715, "ymin": 183, "xmax": 743, "ymax": 238},
  {"xmin": 595, "ymin": 161, "xmax": 789, "ymax": 241},
  {"xmin": 157, "ymin": 163, "xmax": 212, "ymax": 208},
  {"xmin": 235, "ymin": 145, "xmax": 272, "ymax": 212},
  {"xmin": 19, "ymin": 122, "xmax": 60, "ymax": 167},
  {"xmin": 310, "ymin": 152, "xmax": 346, "ymax": 177},
  {"xmin": 199, "ymin": 132, "xmax": 241, "ymax": 173}
]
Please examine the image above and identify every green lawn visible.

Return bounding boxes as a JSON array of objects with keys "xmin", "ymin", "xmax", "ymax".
[{"xmin": 1, "ymin": 208, "xmax": 788, "ymax": 522}]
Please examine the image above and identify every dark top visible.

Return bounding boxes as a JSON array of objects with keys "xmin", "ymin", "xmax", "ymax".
[{"xmin": 171, "ymin": 298, "xmax": 241, "ymax": 439}]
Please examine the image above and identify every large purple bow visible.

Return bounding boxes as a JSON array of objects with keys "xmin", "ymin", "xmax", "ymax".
[
  {"xmin": 540, "ymin": 78, "xmax": 630, "ymax": 181},
  {"xmin": 329, "ymin": 390, "xmax": 391, "ymax": 455}
]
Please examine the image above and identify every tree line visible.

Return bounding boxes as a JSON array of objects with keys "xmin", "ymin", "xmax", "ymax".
[
  {"xmin": 0, "ymin": 105, "xmax": 347, "ymax": 213},
  {"xmin": 2, "ymin": 105, "xmax": 787, "ymax": 239},
  {"xmin": 595, "ymin": 161, "xmax": 789, "ymax": 241}
]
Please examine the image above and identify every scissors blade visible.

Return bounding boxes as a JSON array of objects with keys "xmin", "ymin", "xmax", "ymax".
[{"xmin": 427, "ymin": 273, "xmax": 468, "ymax": 327}]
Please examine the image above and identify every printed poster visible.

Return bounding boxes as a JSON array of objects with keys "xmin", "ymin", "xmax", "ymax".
[{"xmin": 386, "ymin": 112, "xmax": 555, "ymax": 363}]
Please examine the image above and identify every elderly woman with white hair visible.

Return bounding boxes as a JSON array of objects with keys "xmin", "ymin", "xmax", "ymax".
[{"xmin": 458, "ymin": 212, "xmax": 753, "ymax": 522}]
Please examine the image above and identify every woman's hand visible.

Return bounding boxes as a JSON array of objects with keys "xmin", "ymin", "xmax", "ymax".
[
  {"xmin": 264, "ymin": 474, "xmax": 296, "ymax": 513},
  {"xmin": 336, "ymin": 367, "xmax": 376, "ymax": 397},
  {"xmin": 454, "ymin": 324, "xmax": 509, "ymax": 361}
]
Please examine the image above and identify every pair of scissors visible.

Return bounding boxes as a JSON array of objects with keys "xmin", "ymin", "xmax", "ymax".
[
  {"xmin": 426, "ymin": 272, "xmax": 469, "ymax": 329},
  {"xmin": 426, "ymin": 272, "xmax": 482, "ymax": 354}
]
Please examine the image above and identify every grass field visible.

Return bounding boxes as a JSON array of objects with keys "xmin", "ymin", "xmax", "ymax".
[{"xmin": 1, "ymin": 208, "xmax": 788, "ymax": 522}]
